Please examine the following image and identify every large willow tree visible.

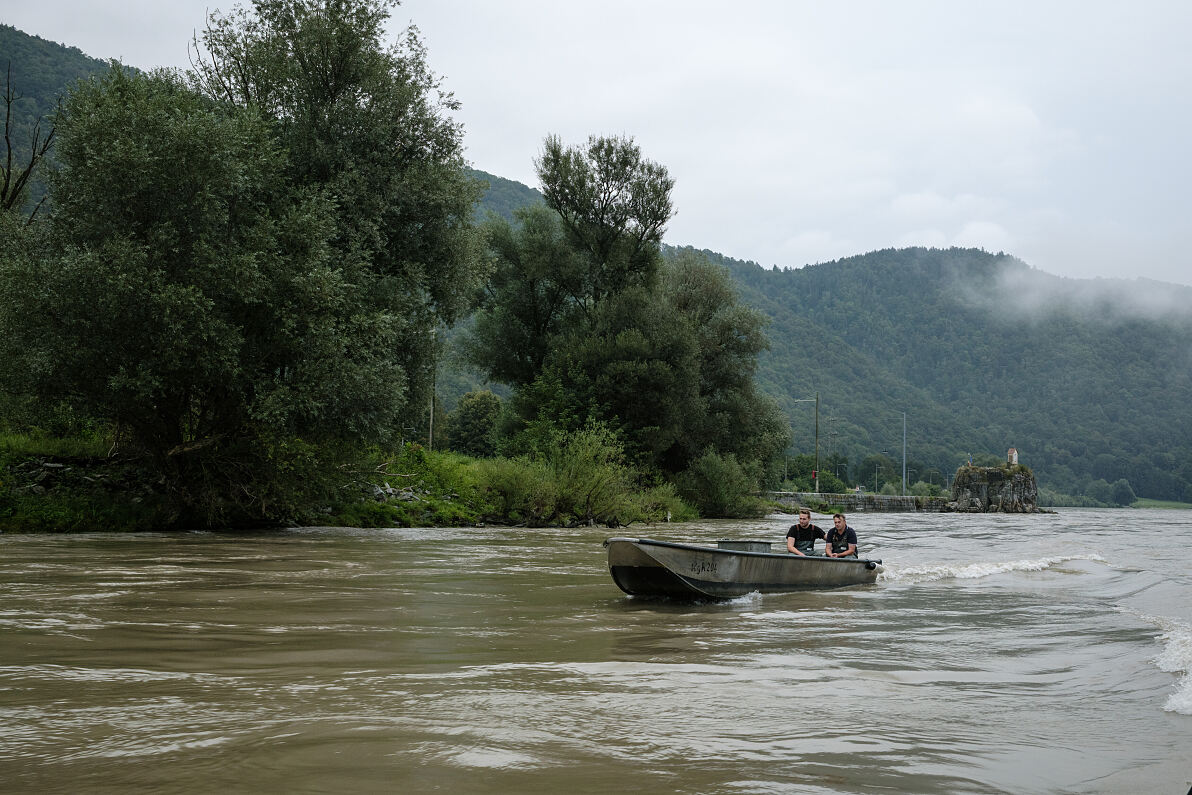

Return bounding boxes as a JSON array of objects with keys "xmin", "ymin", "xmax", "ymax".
[
  {"xmin": 467, "ymin": 135, "xmax": 788, "ymax": 481},
  {"xmin": 0, "ymin": 1, "xmax": 484, "ymax": 525},
  {"xmin": 190, "ymin": 0, "xmax": 485, "ymax": 418}
]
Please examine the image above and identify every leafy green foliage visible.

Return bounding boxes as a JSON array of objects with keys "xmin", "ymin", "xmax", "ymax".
[
  {"xmin": 444, "ymin": 391, "xmax": 502, "ymax": 457},
  {"xmin": 1132, "ymin": 497, "xmax": 1192, "ymax": 509},
  {"xmin": 0, "ymin": 430, "xmax": 108, "ymax": 460},
  {"xmin": 658, "ymin": 251, "xmax": 789, "ymax": 475},
  {"xmin": 547, "ymin": 421, "xmax": 636, "ymax": 525},
  {"xmin": 536, "ymin": 133, "xmax": 674, "ymax": 306},
  {"xmin": 1, "ymin": 4, "xmax": 487, "ymax": 526},
  {"xmin": 1038, "ymin": 487, "xmax": 1106, "ymax": 508},
  {"xmin": 909, "ymin": 480, "xmax": 944, "ymax": 497},
  {"xmin": 515, "ymin": 284, "xmax": 701, "ymax": 469},
  {"xmin": 1110, "ymin": 478, "xmax": 1136, "ymax": 506},
  {"xmin": 190, "ymin": 0, "xmax": 485, "ymax": 426},
  {"xmin": 473, "ymin": 422, "xmax": 638, "ymax": 526},
  {"xmin": 5, "ymin": 68, "xmax": 334, "ymax": 443},
  {"xmin": 853, "ymin": 453, "xmax": 899, "ymax": 493},
  {"xmin": 472, "ymin": 455, "xmax": 558, "ymax": 525},
  {"xmin": 455, "ymin": 423, "xmax": 689, "ymax": 526},
  {"xmin": 0, "ymin": 67, "xmax": 387, "ymax": 525},
  {"xmin": 466, "ymin": 205, "xmax": 585, "ymax": 386},
  {"xmin": 468, "ymin": 154, "xmax": 787, "ymax": 506},
  {"xmin": 675, "ymin": 450, "xmax": 770, "ymax": 518}
]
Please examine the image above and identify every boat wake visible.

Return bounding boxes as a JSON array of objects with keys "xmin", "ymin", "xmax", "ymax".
[
  {"xmin": 1133, "ymin": 612, "xmax": 1192, "ymax": 715},
  {"xmin": 877, "ymin": 553, "xmax": 1107, "ymax": 585}
]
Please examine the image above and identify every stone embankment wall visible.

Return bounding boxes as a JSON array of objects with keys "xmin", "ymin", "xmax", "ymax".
[
  {"xmin": 767, "ymin": 492, "xmax": 951, "ymax": 513},
  {"xmin": 949, "ymin": 464, "xmax": 1039, "ymax": 513}
]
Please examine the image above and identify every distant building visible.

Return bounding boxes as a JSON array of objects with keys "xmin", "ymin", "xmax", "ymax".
[{"xmin": 1007, "ymin": 447, "xmax": 1019, "ymax": 465}]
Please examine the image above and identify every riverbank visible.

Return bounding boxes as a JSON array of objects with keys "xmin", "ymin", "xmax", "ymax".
[
  {"xmin": 1133, "ymin": 497, "xmax": 1192, "ymax": 509},
  {"xmin": 767, "ymin": 491, "xmax": 951, "ymax": 513},
  {"xmin": 0, "ymin": 439, "xmax": 697, "ymax": 532}
]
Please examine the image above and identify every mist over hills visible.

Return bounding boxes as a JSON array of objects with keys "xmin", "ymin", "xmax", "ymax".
[
  {"xmin": 5, "ymin": 24, "xmax": 1190, "ymax": 502},
  {"xmin": 699, "ymin": 246, "xmax": 1192, "ymax": 500}
]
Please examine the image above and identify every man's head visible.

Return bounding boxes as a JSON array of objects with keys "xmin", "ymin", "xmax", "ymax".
[
  {"xmin": 832, "ymin": 513, "xmax": 846, "ymax": 531},
  {"xmin": 798, "ymin": 508, "xmax": 811, "ymax": 525}
]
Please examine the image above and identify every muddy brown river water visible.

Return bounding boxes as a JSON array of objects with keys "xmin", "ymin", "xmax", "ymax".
[{"xmin": 2, "ymin": 510, "xmax": 1190, "ymax": 793}]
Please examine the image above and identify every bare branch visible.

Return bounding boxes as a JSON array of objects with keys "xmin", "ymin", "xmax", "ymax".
[{"xmin": 1, "ymin": 61, "xmax": 56, "ymax": 218}]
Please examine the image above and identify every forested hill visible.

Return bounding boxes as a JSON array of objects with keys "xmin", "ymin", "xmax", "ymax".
[
  {"xmin": 688, "ymin": 245, "xmax": 1192, "ymax": 501},
  {"xmin": 466, "ymin": 168, "xmax": 542, "ymax": 222}
]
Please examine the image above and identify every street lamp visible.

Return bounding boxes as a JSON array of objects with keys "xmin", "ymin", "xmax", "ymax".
[{"xmin": 427, "ymin": 327, "xmax": 438, "ymax": 451}]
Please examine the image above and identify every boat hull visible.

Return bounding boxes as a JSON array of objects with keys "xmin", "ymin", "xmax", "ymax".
[{"xmin": 605, "ymin": 537, "xmax": 880, "ymax": 599}]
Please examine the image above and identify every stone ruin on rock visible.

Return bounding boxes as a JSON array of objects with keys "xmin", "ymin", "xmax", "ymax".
[{"xmin": 949, "ymin": 448, "xmax": 1039, "ymax": 513}]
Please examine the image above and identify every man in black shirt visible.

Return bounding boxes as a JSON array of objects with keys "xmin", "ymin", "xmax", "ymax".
[
  {"xmin": 825, "ymin": 513, "xmax": 858, "ymax": 558},
  {"xmin": 786, "ymin": 508, "xmax": 826, "ymax": 555}
]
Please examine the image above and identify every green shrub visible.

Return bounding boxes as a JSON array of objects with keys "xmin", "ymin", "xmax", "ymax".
[
  {"xmin": 1037, "ymin": 487, "xmax": 1104, "ymax": 507},
  {"xmin": 472, "ymin": 456, "xmax": 558, "ymax": 525},
  {"xmin": 444, "ymin": 391, "xmax": 502, "ymax": 457},
  {"xmin": 321, "ymin": 499, "xmax": 401, "ymax": 528},
  {"xmin": 627, "ymin": 482, "xmax": 697, "ymax": 523},
  {"xmin": 676, "ymin": 450, "xmax": 768, "ymax": 518},
  {"xmin": 909, "ymin": 480, "xmax": 944, "ymax": 497},
  {"xmin": 1110, "ymin": 478, "xmax": 1136, "ymax": 507},
  {"xmin": 549, "ymin": 422, "xmax": 636, "ymax": 525},
  {"xmin": 0, "ymin": 491, "xmax": 164, "ymax": 533}
]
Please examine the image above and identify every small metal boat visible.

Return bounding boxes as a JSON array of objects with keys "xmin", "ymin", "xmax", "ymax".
[{"xmin": 604, "ymin": 537, "xmax": 881, "ymax": 599}]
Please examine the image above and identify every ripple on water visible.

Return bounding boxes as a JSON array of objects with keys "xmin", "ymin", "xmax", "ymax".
[
  {"xmin": 1131, "ymin": 612, "xmax": 1192, "ymax": 714},
  {"xmin": 877, "ymin": 553, "xmax": 1108, "ymax": 584}
]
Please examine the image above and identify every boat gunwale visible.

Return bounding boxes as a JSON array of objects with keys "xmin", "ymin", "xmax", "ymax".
[{"xmin": 604, "ymin": 536, "xmax": 881, "ymax": 566}]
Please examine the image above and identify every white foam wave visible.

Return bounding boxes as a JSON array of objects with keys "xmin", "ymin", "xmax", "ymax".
[
  {"xmin": 878, "ymin": 553, "xmax": 1106, "ymax": 584},
  {"xmin": 1136, "ymin": 613, "xmax": 1192, "ymax": 715}
]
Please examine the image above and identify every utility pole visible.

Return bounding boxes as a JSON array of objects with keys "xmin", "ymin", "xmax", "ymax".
[
  {"xmin": 814, "ymin": 392, "xmax": 820, "ymax": 494},
  {"xmin": 902, "ymin": 412, "xmax": 907, "ymax": 496}
]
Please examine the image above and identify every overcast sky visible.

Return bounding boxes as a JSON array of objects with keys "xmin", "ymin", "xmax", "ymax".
[{"xmin": 7, "ymin": 0, "xmax": 1192, "ymax": 286}]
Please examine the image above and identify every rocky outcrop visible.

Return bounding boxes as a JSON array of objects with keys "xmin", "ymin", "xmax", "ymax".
[{"xmin": 949, "ymin": 464, "xmax": 1039, "ymax": 513}]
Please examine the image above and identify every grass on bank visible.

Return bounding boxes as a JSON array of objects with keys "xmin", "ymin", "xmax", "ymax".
[
  {"xmin": 1, "ymin": 425, "xmax": 709, "ymax": 532},
  {"xmin": 0, "ymin": 430, "xmax": 111, "ymax": 459},
  {"xmin": 1131, "ymin": 498, "xmax": 1192, "ymax": 509}
]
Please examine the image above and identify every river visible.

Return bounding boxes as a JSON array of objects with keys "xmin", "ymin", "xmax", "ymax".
[{"xmin": 2, "ymin": 509, "xmax": 1190, "ymax": 794}]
